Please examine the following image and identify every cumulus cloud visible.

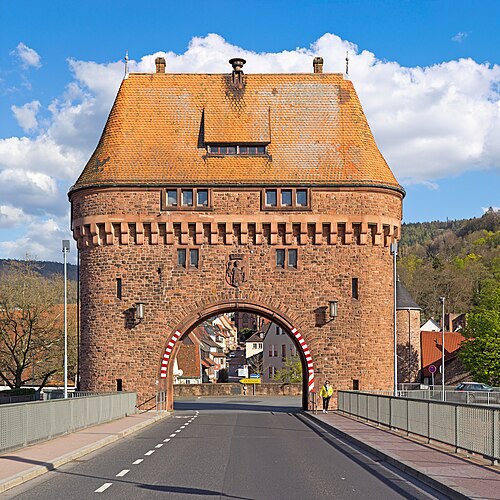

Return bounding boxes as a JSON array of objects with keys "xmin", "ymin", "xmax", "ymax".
[
  {"xmin": 10, "ymin": 42, "xmax": 42, "ymax": 68},
  {"xmin": 0, "ymin": 205, "xmax": 30, "ymax": 228},
  {"xmin": 1, "ymin": 33, "xmax": 499, "ymax": 260},
  {"xmin": 11, "ymin": 100, "xmax": 41, "ymax": 132}
]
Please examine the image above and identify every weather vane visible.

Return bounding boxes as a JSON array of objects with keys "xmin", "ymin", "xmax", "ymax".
[{"xmin": 124, "ymin": 50, "xmax": 129, "ymax": 78}]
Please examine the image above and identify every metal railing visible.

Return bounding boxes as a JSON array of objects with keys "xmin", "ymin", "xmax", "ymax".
[
  {"xmin": 338, "ymin": 391, "xmax": 500, "ymax": 464},
  {"xmin": 0, "ymin": 392, "xmax": 136, "ymax": 454}
]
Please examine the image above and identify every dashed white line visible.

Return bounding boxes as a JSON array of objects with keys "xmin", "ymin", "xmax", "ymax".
[
  {"xmin": 95, "ymin": 483, "xmax": 112, "ymax": 493},
  {"xmin": 155, "ymin": 443, "xmax": 163, "ymax": 448},
  {"xmin": 132, "ymin": 459, "xmax": 143, "ymax": 465},
  {"xmin": 116, "ymin": 469, "xmax": 130, "ymax": 477},
  {"xmin": 180, "ymin": 425, "xmax": 186, "ymax": 429},
  {"xmin": 169, "ymin": 433, "xmax": 176, "ymax": 437},
  {"xmin": 145, "ymin": 450, "xmax": 155, "ymax": 456},
  {"xmin": 175, "ymin": 429, "xmax": 182, "ymax": 433},
  {"xmin": 163, "ymin": 438, "xmax": 171, "ymax": 443}
]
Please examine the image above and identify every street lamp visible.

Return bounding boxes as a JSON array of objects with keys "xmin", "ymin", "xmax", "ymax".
[
  {"xmin": 62, "ymin": 240, "xmax": 70, "ymax": 399},
  {"xmin": 328, "ymin": 300, "xmax": 338, "ymax": 318},
  {"xmin": 440, "ymin": 296, "xmax": 445, "ymax": 401},
  {"xmin": 390, "ymin": 242, "xmax": 398, "ymax": 396},
  {"xmin": 135, "ymin": 302, "xmax": 145, "ymax": 322}
]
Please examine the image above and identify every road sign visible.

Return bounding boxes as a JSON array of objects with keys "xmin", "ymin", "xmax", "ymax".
[
  {"xmin": 249, "ymin": 374, "xmax": 261, "ymax": 379},
  {"xmin": 428, "ymin": 365, "xmax": 437, "ymax": 374},
  {"xmin": 239, "ymin": 378, "xmax": 261, "ymax": 384}
]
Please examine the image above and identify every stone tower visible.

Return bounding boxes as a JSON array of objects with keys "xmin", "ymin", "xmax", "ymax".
[{"xmin": 69, "ymin": 56, "xmax": 404, "ymax": 409}]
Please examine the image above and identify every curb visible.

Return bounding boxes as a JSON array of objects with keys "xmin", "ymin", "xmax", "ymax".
[
  {"xmin": 0, "ymin": 412, "xmax": 170, "ymax": 494},
  {"xmin": 299, "ymin": 411, "xmax": 474, "ymax": 500}
]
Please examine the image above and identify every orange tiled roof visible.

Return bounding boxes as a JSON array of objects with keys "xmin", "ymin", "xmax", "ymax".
[
  {"xmin": 70, "ymin": 71, "xmax": 402, "ymax": 193},
  {"xmin": 421, "ymin": 330, "xmax": 465, "ymax": 376}
]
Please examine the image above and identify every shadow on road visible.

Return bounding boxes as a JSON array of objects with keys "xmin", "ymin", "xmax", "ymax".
[{"xmin": 174, "ymin": 398, "xmax": 301, "ymax": 413}]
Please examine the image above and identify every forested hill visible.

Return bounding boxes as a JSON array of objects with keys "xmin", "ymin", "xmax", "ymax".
[
  {"xmin": 398, "ymin": 209, "xmax": 499, "ymax": 321},
  {"xmin": 0, "ymin": 259, "xmax": 78, "ymax": 281}
]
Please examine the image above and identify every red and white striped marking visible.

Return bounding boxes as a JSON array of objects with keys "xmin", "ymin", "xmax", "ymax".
[
  {"xmin": 160, "ymin": 327, "xmax": 314, "ymax": 392},
  {"xmin": 291, "ymin": 328, "xmax": 315, "ymax": 392},
  {"xmin": 160, "ymin": 330, "xmax": 181, "ymax": 378}
]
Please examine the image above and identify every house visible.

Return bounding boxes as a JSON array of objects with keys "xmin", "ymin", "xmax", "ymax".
[
  {"xmin": 245, "ymin": 331, "xmax": 264, "ymax": 360},
  {"xmin": 420, "ymin": 318, "xmax": 441, "ymax": 332},
  {"xmin": 420, "ymin": 330, "xmax": 469, "ymax": 385},
  {"xmin": 262, "ymin": 323, "xmax": 298, "ymax": 382},
  {"xmin": 174, "ymin": 332, "xmax": 203, "ymax": 384}
]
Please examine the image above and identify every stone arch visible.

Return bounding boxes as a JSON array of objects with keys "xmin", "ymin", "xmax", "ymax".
[{"xmin": 158, "ymin": 299, "xmax": 315, "ymax": 410}]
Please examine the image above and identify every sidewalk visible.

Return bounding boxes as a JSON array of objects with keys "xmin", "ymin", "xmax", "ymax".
[
  {"xmin": 0, "ymin": 411, "xmax": 169, "ymax": 494},
  {"xmin": 303, "ymin": 410, "xmax": 500, "ymax": 500}
]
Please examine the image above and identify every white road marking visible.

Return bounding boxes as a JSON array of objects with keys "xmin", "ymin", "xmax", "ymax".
[
  {"xmin": 116, "ymin": 469, "xmax": 129, "ymax": 477},
  {"xmin": 145, "ymin": 450, "xmax": 155, "ymax": 456},
  {"xmin": 180, "ymin": 425, "xmax": 186, "ymax": 429},
  {"xmin": 95, "ymin": 483, "xmax": 112, "ymax": 493},
  {"xmin": 169, "ymin": 433, "xmax": 176, "ymax": 437},
  {"xmin": 175, "ymin": 429, "xmax": 182, "ymax": 433},
  {"xmin": 132, "ymin": 459, "xmax": 143, "ymax": 465},
  {"xmin": 163, "ymin": 438, "xmax": 171, "ymax": 442},
  {"xmin": 155, "ymin": 443, "xmax": 163, "ymax": 448}
]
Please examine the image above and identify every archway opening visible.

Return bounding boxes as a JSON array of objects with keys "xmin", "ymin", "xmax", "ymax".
[{"xmin": 158, "ymin": 300, "xmax": 315, "ymax": 411}]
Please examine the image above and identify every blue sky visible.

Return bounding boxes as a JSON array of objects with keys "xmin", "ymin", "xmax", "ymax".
[{"xmin": 0, "ymin": 0, "xmax": 499, "ymax": 262}]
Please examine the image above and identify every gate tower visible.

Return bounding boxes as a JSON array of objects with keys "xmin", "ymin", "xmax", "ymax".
[{"xmin": 69, "ymin": 57, "xmax": 404, "ymax": 408}]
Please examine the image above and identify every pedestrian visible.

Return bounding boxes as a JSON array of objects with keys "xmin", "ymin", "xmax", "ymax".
[{"xmin": 319, "ymin": 380, "xmax": 333, "ymax": 413}]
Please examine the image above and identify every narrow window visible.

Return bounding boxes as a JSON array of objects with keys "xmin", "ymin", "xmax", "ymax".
[
  {"xmin": 281, "ymin": 190, "xmax": 292, "ymax": 206},
  {"xmin": 352, "ymin": 278, "xmax": 359, "ymax": 299},
  {"xmin": 266, "ymin": 190, "xmax": 277, "ymax": 207},
  {"xmin": 296, "ymin": 190, "xmax": 307, "ymax": 206},
  {"xmin": 288, "ymin": 249, "xmax": 298, "ymax": 268},
  {"xmin": 116, "ymin": 278, "xmax": 122, "ymax": 299},
  {"xmin": 268, "ymin": 366, "xmax": 274, "ymax": 378},
  {"xmin": 177, "ymin": 249, "xmax": 186, "ymax": 267},
  {"xmin": 189, "ymin": 248, "xmax": 199, "ymax": 268},
  {"xmin": 167, "ymin": 190, "xmax": 178, "ymax": 206},
  {"xmin": 197, "ymin": 190, "xmax": 208, "ymax": 207},
  {"xmin": 116, "ymin": 379, "xmax": 123, "ymax": 392},
  {"xmin": 276, "ymin": 249, "xmax": 285, "ymax": 268},
  {"xmin": 276, "ymin": 326, "xmax": 282, "ymax": 335},
  {"xmin": 182, "ymin": 190, "xmax": 193, "ymax": 206},
  {"xmin": 281, "ymin": 345, "xmax": 287, "ymax": 358},
  {"xmin": 353, "ymin": 379, "xmax": 360, "ymax": 391},
  {"xmin": 253, "ymin": 343, "xmax": 257, "ymax": 349}
]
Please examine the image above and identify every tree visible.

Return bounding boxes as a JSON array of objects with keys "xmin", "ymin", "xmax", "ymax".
[
  {"xmin": 0, "ymin": 260, "xmax": 76, "ymax": 389},
  {"xmin": 459, "ymin": 282, "xmax": 500, "ymax": 386},
  {"xmin": 273, "ymin": 357, "xmax": 302, "ymax": 383}
]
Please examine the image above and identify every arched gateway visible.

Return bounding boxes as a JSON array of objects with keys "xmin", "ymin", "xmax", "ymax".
[{"xmin": 69, "ymin": 56, "xmax": 404, "ymax": 410}]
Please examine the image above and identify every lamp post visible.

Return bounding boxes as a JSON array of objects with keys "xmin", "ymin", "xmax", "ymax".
[
  {"xmin": 440, "ymin": 296, "xmax": 445, "ymax": 401},
  {"xmin": 390, "ymin": 242, "xmax": 398, "ymax": 396},
  {"xmin": 62, "ymin": 240, "xmax": 70, "ymax": 399}
]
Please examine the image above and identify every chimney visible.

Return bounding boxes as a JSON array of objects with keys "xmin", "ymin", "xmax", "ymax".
[
  {"xmin": 155, "ymin": 57, "xmax": 166, "ymax": 74},
  {"xmin": 313, "ymin": 56, "xmax": 324, "ymax": 74},
  {"xmin": 229, "ymin": 57, "xmax": 246, "ymax": 89}
]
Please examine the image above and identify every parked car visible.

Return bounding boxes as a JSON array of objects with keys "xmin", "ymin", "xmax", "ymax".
[{"xmin": 455, "ymin": 382, "xmax": 499, "ymax": 404}]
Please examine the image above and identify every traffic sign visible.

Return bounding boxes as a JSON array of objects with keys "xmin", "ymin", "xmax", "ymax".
[
  {"xmin": 428, "ymin": 365, "xmax": 436, "ymax": 374},
  {"xmin": 249, "ymin": 374, "xmax": 261, "ymax": 379},
  {"xmin": 239, "ymin": 378, "xmax": 261, "ymax": 384}
]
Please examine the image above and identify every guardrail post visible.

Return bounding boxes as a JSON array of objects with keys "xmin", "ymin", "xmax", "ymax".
[
  {"xmin": 492, "ymin": 408, "xmax": 498, "ymax": 465},
  {"xmin": 454, "ymin": 404, "xmax": 459, "ymax": 453},
  {"xmin": 427, "ymin": 401, "xmax": 431, "ymax": 444}
]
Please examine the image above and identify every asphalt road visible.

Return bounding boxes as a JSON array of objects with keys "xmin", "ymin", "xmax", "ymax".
[{"xmin": 2, "ymin": 397, "xmax": 443, "ymax": 499}]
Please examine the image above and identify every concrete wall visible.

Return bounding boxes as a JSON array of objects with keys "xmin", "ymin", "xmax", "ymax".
[{"xmin": 174, "ymin": 383, "xmax": 302, "ymax": 397}]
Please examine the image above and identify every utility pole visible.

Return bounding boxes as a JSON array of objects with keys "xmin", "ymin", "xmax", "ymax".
[
  {"xmin": 390, "ymin": 242, "xmax": 398, "ymax": 396},
  {"xmin": 440, "ymin": 296, "xmax": 446, "ymax": 401},
  {"xmin": 62, "ymin": 240, "xmax": 70, "ymax": 398}
]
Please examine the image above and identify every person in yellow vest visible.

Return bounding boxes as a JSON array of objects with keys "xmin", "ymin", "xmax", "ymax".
[{"xmin": 319, "ymin": 380, "xmax": 333, "ymax": 413}]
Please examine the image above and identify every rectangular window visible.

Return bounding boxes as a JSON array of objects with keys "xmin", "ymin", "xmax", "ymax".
[
  {"xmin": 352, "ymin": 278, "xmax": 359, "ymax": 299},
  {"xmin": 296, "ymin": 190, "xmax": 307, "ymax": 206},
  {"xmin": 167, "ymin": 190, "xmax": 178, "ymax": 206},
  {"xmin": 276, "ymin": 249, "xmax": 285, "ymax": 268},
  {"xmin": 353, "ymin": 379, "xmax": 360, "ymax": 391},
  {"xmin": 116, "ymin": 379, "xmax": 123, "ymax": 391},
  {"xmin": 177, "ymin": 249, "xmax": 186, "ymax": 267},
  {"xmin": 290, "ymin": 345, "xmax": 297, "ymax": 356},
  {"xmin": 276, "ymin": 326, "xmax": 282, "ymax": 335},
  {"xmin": 182, "ymin": 190, "xmax": 193, "ymax": 206},
  {"xmin": 281, "ymin": 345, "xmax": 287, "ymax": 358},
  {"xmin": 281, "ymin": 190, "xmax": 292, "ymax": 206},
  {"xmin": 239, "ymin": 145, "xmax": 266, "ymax": 155},
  {"xmin": 266, "ymin": 190, "xmax": 277, "ymax": 207},
  {"xmin": 189, "ymin": 249, "xmax": 199, "ymax": 268},
  {"xmin": 116, "ymin": 278, "xmax": 122, "ymax": 299},
  {"xmin": 288, "ymin": 249, "xmax": 298, "ymax": 268},
  {"xmin": 268, "ymin": 366, "xmax": 275, "ymax": 378},
  {"xmin": 197, "ymin": 190, "xmax": 208, "ymax": 207},
  {"xmin": 210, "ymin": 145, "xmax": 236, "ymax": 154},
  {"xmin": 253, "ymin": 343, "xmax": 258, "ymax": 349},
  {"xmin": 269, "ymin": 345, "xmax": 277, "ymax": 357}
]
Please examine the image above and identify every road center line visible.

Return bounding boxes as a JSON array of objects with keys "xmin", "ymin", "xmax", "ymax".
[
  {"xmin": 155, "ymin": 443, "xmax": 163, "ymax": 448},
  {"xmin": 163, "ymin": 438, "xmax": 171, "ymax": 442},
  {"xmin": 132, "ymin": 459, "xmax": 143, "ymax": 465},
  {"xmin": 180, "ymin": 425, "xmax": 186, "ymax": 429},
  {"xmin": 116, "ymin": 469, "xmax": 129, "ymax": 477},
  {"xmin": 145, "ymin": 450, "xmax": 155, "ymax": 456},
  {"xmin": 169, "ymin": 433, "xmax": 176, "ymax": 437},
  {"xmin": 95, "ymin": 483, "xmax": 112, "ymax": 493},
  {"xmin": 175, "ymin": 429, "xmax": 182, "ymax": 433}
]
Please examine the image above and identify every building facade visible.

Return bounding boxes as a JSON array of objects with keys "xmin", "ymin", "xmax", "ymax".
[{"xmin": 69, "ymin": 56, "xmax": 403, "ymax": 409}]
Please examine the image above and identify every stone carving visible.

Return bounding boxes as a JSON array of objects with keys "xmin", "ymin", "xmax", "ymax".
[{"xmin": 226, "ymin": 254, "xmax": 248, "ymax": 288}]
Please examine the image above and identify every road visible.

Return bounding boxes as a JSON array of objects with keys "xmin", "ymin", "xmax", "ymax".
[{"xmin": 3, "ymin": 397, "xmax": 443, "ymax": 499}]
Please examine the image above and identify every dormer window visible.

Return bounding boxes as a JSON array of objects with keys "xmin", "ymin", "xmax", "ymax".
[{"xmin": 208, "ymin": 145, "xmax": 267, "ymax": 156}]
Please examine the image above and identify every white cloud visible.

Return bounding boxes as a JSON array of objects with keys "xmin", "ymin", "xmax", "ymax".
[
  {"xmin": 0, "ymin": 33, "xmax": 499, "ymax": 260},
  {"xmin": 0, "ymin": 205, "xmax": 30, "ymax": 228},
  {"xmin": 452, "ymin": 32, "xmax": 469, "ymax": 43},
  {"xmin": 11, "ymin": 100, "xmax": 41, "ymax": 132},
  {"xmin": 11, "ymin": 42, "xmax": 42, "ymax": 69}
]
